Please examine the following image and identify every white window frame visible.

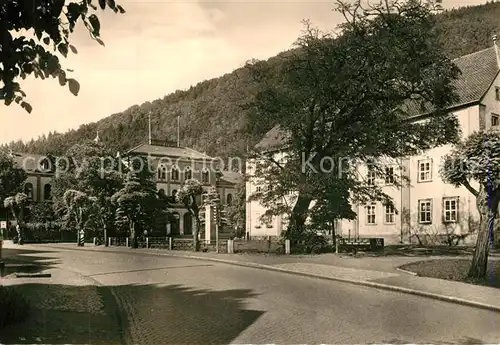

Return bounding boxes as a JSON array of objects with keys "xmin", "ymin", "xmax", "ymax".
[
  {"xmin": 417, "ymin": 159, "xmax": 432, "ymax": 182},
  {"xmin": 255, "ymin": 213, "xmax": 262, "ymax": 229},
  {"xmin": 366, "ymin": 204, "xmax": 376, "ymax": 225},
  {"xmin": 385, "ymin": 166, "xmax": 395, "ymax": 185},
  {"xmin": 418, "ymin": 199, "xmax": 432, "ymax": 224},
  {"xmin": 201, "ymin": 169, "xmax": 210, "ymax": 183},
  {"xmin": 184, "ymin": 166, "xmax": 192, "ymax": 180},
  {"xmin": 171, "ymin": 165, "xmax": 180, "ymax": 181},
  {"xmin": 492, "ymin": 113, "xmax": 500, "ymax": 128},
  {"xmin": 157, "ymin": 165, "xmax": 167, "ymax": 180},
  {"xmin": 384, "ymin": 204, "xmax": 395, "ymax": 224},
  {"xmin": 443, "ymin": 197, "xmax": 459, "ymax": 223},
  {"xmin": 367, "ymin": 170, "xmax": 376, "ymax": 186}
]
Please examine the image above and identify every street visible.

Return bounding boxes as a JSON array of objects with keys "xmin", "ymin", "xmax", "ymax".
[{"xmin": 3, "ymin": 247, "xmax": 500, "ymax": 344}]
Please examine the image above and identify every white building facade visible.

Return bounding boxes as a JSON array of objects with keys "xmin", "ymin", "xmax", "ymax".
[{"xmin": 246, "ymin": 43, "xmax": 500, "ymax": 244}]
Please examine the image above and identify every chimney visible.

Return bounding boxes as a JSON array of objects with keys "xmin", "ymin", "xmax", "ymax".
[{"xmin": 494, "ymin": 34, "xmax": 500, "ymax": 69}]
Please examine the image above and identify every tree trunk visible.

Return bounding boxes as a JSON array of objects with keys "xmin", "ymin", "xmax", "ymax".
[
  {"xmin": 18, "ymin": 206, "xmax": 24, "ymax": 245},
  {"xmin": 286, "ymin": 194, "xmax": 313, "ymax": 239},
  {"xmin": 468, "ymin": 189, "xmax": 499, "ymax": 280},
  {"xmin": 192, "ymin": 215, "xmax": 200, "ymax": 252},
  {"xmin": 130, "ymin": 221, "xmax": 137, "ymax": 249}
]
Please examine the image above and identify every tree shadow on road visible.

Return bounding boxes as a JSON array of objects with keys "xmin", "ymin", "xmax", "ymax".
[
  {"xmin": 0, "ymin": 282, "xmax": 264, "ymax": 345},
  {"xmin": 2, "ymin": 248, "xmax": 60, "ymax": 276}
]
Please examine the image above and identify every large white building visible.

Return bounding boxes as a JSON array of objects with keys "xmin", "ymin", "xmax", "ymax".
[{"xmin": 246, "ymin": 41, "xmax": 500, "ymax": 245}]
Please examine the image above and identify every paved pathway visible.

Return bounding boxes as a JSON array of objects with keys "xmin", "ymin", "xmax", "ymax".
[
  {"xmin": 2, "ymin": 244, "xmax": 500, "ymax": 344},
  {"xmin": 25, "ymin": 242, "xmax": 500, "ymax": 313}
]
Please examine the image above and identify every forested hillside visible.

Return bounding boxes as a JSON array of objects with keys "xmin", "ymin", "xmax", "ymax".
[{"xmin": 3, "ymin": 1, "xmax": 500, "ymax": 159}]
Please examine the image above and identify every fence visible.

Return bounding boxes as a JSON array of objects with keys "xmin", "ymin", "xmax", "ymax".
[
  {"xmin": 101, "ymin": 236, "xmax": 385, "ymax": 254},
  {"xmin": 104, "ymin": 236, "xmax": 285, "ymax": 254}
]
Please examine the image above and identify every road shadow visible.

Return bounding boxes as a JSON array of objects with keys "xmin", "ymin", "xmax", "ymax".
[
  {"xmin": 1, "ymin": 248, "xmax": 59, "ymax": 276},
  {"xmin": 0, "ymin": 282, "xmax": 264, "ymax": 344}
]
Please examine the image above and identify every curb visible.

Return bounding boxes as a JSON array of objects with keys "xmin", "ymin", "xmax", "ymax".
[
  {"xmin": 31, "ymin": 244, "xmax": 500, "ymax": 314},
  {"xmin": 396, "ymin": 267, "xmax": 418, "ymax": 276}
]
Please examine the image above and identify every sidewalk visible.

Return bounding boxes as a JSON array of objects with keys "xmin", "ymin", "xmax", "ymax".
[
  {"xmin": 0, "ymin": 251, "xmax": 123, "ymax": 344},
  {"xmin": 8, "ymin": 242, "xmax": 500, "ymax": 313}
]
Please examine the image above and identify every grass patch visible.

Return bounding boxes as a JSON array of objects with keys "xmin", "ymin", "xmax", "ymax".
[
  {"xmin": 400, "ymin": 259, "xmax": 500, "ymax": 288},
  {"xmin": 0, "ymin": 286, "xmax": 31, "ymax": 328}
]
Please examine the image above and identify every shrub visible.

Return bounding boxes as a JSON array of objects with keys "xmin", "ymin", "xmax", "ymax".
[{"xmin": 0, "ymin": 286, "xmax": 30, "ymax": 328}]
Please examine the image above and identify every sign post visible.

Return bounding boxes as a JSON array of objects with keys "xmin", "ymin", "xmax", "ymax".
[{"xmin": 0, "ymin": 221, "xmax": 7, "ymax": 277}]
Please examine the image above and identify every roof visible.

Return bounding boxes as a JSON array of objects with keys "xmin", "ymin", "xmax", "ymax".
[
  {"xmin": 11, "ymin": 153, "xmax": 53, "ymax": 173},
  {"xmin": 126, "ymin": 143, "xmax": 213, "ymax": 160},
  {"xmin": 254, "ymin": 125, "xmax": 290, "ymax": 151},
  {"xmin": 219, "ymin": 170, "xmax": 243, "ymax": 185},
  {"xmin": 403, "ymin": 47, "xmax": 499, "ymax": 116},
  {"xmin": 256, "ymin": 47, "xmax": 500, "ymax": 151}
]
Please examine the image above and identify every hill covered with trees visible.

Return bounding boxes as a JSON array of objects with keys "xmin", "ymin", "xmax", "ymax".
[{"xmin": 3, "ymin": 1, "xmax": 500, "ymax": 159}]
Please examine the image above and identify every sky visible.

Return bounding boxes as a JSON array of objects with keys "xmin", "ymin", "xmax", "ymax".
[{"xmin": 0, "ymin": 0, "xmax": 490, "ymax": 145}]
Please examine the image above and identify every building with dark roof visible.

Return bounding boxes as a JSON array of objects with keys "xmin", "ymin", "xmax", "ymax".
[
  {"xmin": 124, "ymin": 140, "xmax": 242, "ymax": 237},
  {"xmin": 246, "ymin": 40, "xmax": 500, "ymax": 244}
]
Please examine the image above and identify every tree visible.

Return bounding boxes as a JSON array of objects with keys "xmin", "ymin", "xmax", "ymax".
[
  {"xmin": 246, "ymin": 0, "xmax": 461, "ymax": 239},
  {"xmin": 52, "ymin": 140, "xmax": 123, "ymax": 245},
  {"xmin": 62, "ymin": 189, "xmax": 97, "ymax": 246},
  {"xmin": 3, "ymin": 193, "xmax": 28, "ymax": 244},
  {"xmin": 111, "ymin": 172, "xmax": 156, "ymax": 249},
  {"xmin": 224, "ymin": 181, "xmax": 246, "ymax": 238},
  {"xmin": 177, "ymin": 179, "xmax": 204, "ymax": 251},
  {"xmin": 0, "ymin": 152, "xmax": 27, "ymax": 201},
  {"xmin": 1, "ymin": 0, "xmax": 125, "ymax": 112},
  {"xmin": 440, "ymin": 130, "xmax": 500, "ymax": 279}
]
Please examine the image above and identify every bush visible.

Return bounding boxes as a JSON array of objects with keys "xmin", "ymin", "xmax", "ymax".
[
  {"xmin": 0, "ymin": 286, "xmax": 30, "ymax": 328},
  {"xmin": 282, "ymin": 227, "xmax": 332, "ymax": 254}
]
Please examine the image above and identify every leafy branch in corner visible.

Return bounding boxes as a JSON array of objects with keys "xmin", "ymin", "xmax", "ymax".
[{"xmin": 0, "ymin": 0, "xmax": 125, "ymax": 113}]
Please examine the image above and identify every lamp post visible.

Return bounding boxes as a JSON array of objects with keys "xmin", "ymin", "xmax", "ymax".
[{"xmin": 215, "ymin": 171, "xmax": 221, "ymax": 253}]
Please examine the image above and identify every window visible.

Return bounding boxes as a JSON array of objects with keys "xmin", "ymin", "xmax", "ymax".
[
  {"xmin": 492, "ymin": 113, "xmax": 500, "ymax": 127},
  {"xmin": 255, "ymin": 213, "xmax": 261, "ymax": 228},
  {"xmin": 184, "ymin": 166, "xmax": 192, "ymax": 180},
  {"xmin": 24, "ymin": 183, "xmax": 33, "ymax": 200},
  {"xmin": 171, "ymin": 189, "xmax": 177, "ymax": 200},
  {"xmin": 385, "ymin": 167, "xmax": 395, "ymax": 184},
  {"xmin": 366, "ymin": 204, "xmax": 376, "ymax": 224},
  {"xmin": 256, "ymin": 186, "xmax": 262, "ymax": 192},
  {"xmin": 157, "ymin": 165, "xmax": 166, "ymax": 180},
  {"xmin": 226, "ymin": 193, "xmax": 233, "ymax": 205},
  {"xmin": 496, "ymin": 87, "xmax": 500, "ymax": 101},
  {"xmin": 201, "ymin": 170, "xmax": 209, "ymax": 183},
  {"xmin": 40, "ymin": 158, "xmax": 51, "ymax": 172},
  {"xmin": 443, "ymin": 197, "xmax": 458, "ymax": 223},
  {"xmin": 418, "ymin": 199, "xmax": 432, "ymax": 224},
  {"xmin": 171, "ymin": 166, "xmax": 179, "ymax": 181},
  {"xmin": 384, "ymin": 204, "xmax": 395, "ymax": 224},
  {"xmin": 417, "ymin": 159, "xmax": 432, "ymax": 182},
  {"xmin": 43, "ymin": 184, "xmax": 52, "ymax": 200},
  {"xmin": 367, "ymin": 170, "xmax": 376, "ymax": 186}
]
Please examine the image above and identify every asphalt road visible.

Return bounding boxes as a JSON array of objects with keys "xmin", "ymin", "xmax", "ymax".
[{"xmin": 5, "ymin": 247, "xmax": 500, "ymax": 344}]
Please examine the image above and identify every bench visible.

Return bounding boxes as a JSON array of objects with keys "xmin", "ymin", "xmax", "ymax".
[{"xmin": 339, "ymin": 238, "xmax": 384, "ymax": 253}]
